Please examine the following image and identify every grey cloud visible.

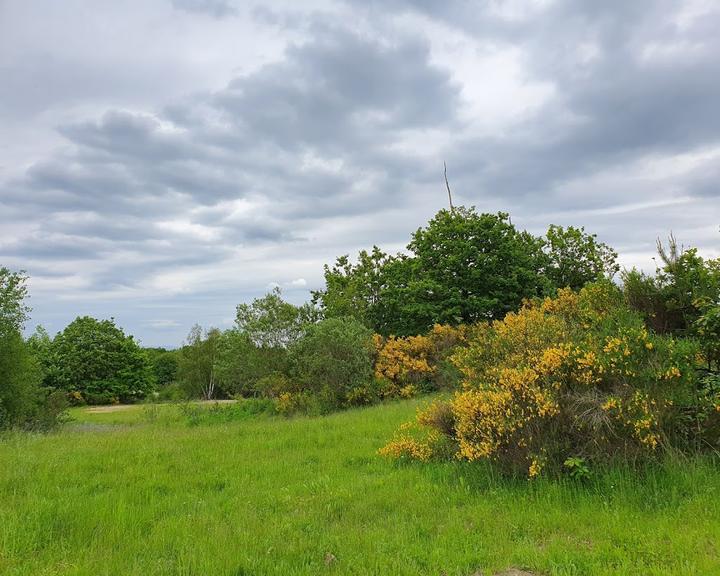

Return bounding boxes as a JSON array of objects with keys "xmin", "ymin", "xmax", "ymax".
[
  {"xmin": 3, "ymin": 0, "xmax": 720, "ymax": 346},
  {"xmin": 170, "ymin": 0, "xmax": 238, "ymax": 18}
]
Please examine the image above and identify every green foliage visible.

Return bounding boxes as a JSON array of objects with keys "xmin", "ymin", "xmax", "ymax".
[
  {"xmin": 177, "ymin": 325, "xmax": 222, "ymax": 400},
  {"xmin": 0, "ymin": 270, "xmax": 67, "ymax": 429},
  {"xmin": 0, "ymin": 331, "xmax": 44, "ymax": 429},
  {"xmin": 236, "ymin": 287, "xmax": 320, "ymax": 348},
  {"xmin": 144, "ymin": 347, "xmax": 179, "ymax": 388},
  {"xmin": 622, "ymin": 234, "xmax": 720, "ymax": 335},
  {"xmin": 154, "ymin": 381, "xmax": 188, "ymax": 402},
  {"xmin": 383, "ymin": 282, "xmax": 715, "ymax": 476},
  {"xmin": 214, "ymin": 329, "xmax": 288, "ymax": 397},
  {"xmin": 563, "ymin": 456, "xmax": 592, "ymax": 481},
  {"xmin": 289, "ymin": 317, "xmax": 375, "ymax": 411},
  {"xmin": 0, "ymin": 267, "xmax": 30, "ymax": 338},
  {"xmin": 695, "ymin": 298, "xmax": 720, "ymax": 371},
  {"xmin": 312, "ymin": 246, "xmax": 390, "ymax": 328},
  {"xmin": 314, "ymin": 207, "xmax": 619, "ymax": 337},
  {"xmin": 544, "ymin": 224, "xmax": 619, "ymax": 290},
  {"xmin": 211, "ymin": 289, "xmax": 324, "ymax": 404},
  {"xmin": 379, "ymin": 208, "xmax": 548, "ymax": 335},
  {"xmin": 48, "ymin": 316, "xmax": 153, "ymax": 404}
]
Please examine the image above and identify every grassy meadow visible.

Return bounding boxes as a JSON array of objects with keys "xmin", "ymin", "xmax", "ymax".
[{"xmin": 1, "ymin": 399, "xmax": 720, "ymax": 576}]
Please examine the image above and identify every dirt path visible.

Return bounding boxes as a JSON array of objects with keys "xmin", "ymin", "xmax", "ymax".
[{"xmin": 84, "ymin": 399, "xmax": 237, "ymax": 414}]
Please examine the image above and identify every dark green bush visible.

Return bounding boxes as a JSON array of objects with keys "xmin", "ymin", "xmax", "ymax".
[{"xmin": 289, "ymin": 317, "xmax": 375, "ymax": 411}]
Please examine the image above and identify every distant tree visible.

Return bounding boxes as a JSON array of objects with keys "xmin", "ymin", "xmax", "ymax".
[
  {"xmin": 26, "ymin": 325, "xmax": 53, "ymax": 382},
  {"xmin": 235, "ymin": 287, "xmax": 320, "ymax": 348},
  {"xmin": 177, "ymin": 325, "xmax": 222, "ymax": 400},
  {"xmin": 622, "ymin": 235, "xmax": 720, "ymax": 334},
  {"xmin": 144, "ymin": 347, "xmax": 179, "ymax": 388},
  {"xmin": 214, "ymin": 329, "xmax": 275, "ymax": 397},
  {"xmin": 312, "ymin": 246, "xmax": 392, "ymax": 328},
  {"xmin": 543, "ymin": 225, "xmax": 619, "ymax": 291},
  {"xmin": 0, "ymin": 267, "xmax": 30, "ymax": 338},
  {"xmin": 49, "ymin": 316, "xmax": 153, "ymax": 404}
]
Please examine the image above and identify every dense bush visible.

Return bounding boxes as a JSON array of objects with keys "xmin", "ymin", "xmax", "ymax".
[
  {"xmin": 215, "ymin": 329, "xmax": 289, "ymax": 397},
  {"xmin": 288, "ymin": 317, "xmax": 375, "ymax": 411},
  {"xmin": 373, "ymin": 324, "xmax": 466, "ymax": 398},
  {"xmin": 48, "ymin": 316, "xmax": 153, "ymax": 404},
  {"xmin": 381, "ymin": 282, "xmax": 718, "ymax": 476}
]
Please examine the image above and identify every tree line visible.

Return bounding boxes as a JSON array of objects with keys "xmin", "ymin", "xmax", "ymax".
[{"xmin": 1, "ymin": 206, "xmax": 718, "ymax": 430}]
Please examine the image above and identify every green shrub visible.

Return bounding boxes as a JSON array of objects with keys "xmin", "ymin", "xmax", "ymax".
[
  {"xmin": 180, "ymin": 399, "xmax": 275, "ymax": 426},
  {"xmin": 382, "ymin": 282, "xmax": 716, "ymax": 476},
  {"xmin": 373, "ymin": 324, "xmax": 467, "ymax": 398},
  {"xmin": 289, "ymin": 317, "xmax": 374, "ymax": 411},
  {"xmin": 0, "ymin": 332, "xmax": 60, "ymax": 430},
  {"xmin": 622, "ymin": 235, "xmax": 720, "ymax": 335},
  {"xmin": 154, "ymin": 382, "xmax": 188, "ymax": 402}
]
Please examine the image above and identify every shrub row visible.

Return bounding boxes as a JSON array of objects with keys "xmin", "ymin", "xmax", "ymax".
[{"xmin": 380, "ymin": 282, "xmax": 720, "ymax": 476}]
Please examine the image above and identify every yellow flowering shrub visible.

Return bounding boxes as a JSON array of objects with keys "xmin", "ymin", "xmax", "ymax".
[
  {"xmin": 374, "ymin": 324, "xmax": 466, "ymax": 398},
  {"xmin": 382, "ymin": 281, "xmax": 712, "ymax": 476}
]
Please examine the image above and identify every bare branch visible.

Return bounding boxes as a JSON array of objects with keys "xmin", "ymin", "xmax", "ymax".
[{"xmin": 444, "ymin": 161, "xmax": 454, "ymax": 212}]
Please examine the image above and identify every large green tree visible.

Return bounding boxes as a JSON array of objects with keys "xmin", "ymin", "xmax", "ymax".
[
  {"xmin": 380, "ymin": 208, "xmax": 547, "ymax": 335},
  {"xmin": 48, "ymin": 316, "xmax": 153, "ymax": 404}
]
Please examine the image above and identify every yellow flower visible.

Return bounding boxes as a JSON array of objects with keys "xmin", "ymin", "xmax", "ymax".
[{"xmin": 528, "ymin": 458, "xmax": 543, "ymax": 478}]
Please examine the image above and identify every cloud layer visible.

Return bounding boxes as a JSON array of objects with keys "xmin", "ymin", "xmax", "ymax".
[{"xmin": 1, "ymin": 0, "xmax": 719, "ymax": 346}]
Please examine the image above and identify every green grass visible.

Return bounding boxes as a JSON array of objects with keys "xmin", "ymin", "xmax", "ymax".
[{"xmin": 1, "ymin": 399, "xmax": 719, "ymax": 575}]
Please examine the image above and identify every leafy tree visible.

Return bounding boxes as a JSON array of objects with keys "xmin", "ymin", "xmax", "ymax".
[
  {"xmin": 312, "ymin": 246, "xmax": 391, "ymax": 328},
  {"xmin": 1, "ymin": 269, "xmax": 66, "ymax": 429},
  {"xmin": 49, "ymin": 316, "xmax": 153, "ymax": 404},
  {"xmin": 27, "ymin": 325, "xmax": 53, "ymax": 382},
  {"xmin": 236, "ymin": 287, "xmax": 320, "ymax": 348},
  {"xmin": 177, "ymin": 325, "xmax": 222, "ymax": 399},
  {"xmin": 0, "ymin": 331, "xmax": 45, "ymax": 429},
  {"xmin": 0, "ymin": 267, "xmax": 30, "ymax": 338},
  {"xmin": 378, "ymin": 208, "xmax": 548, "ymax": 335},
  {"xmin": 214, "ymin": 329, "xmax": 283, "ymax": 397},
  {"xmin": 543, "ymin": 224, "xmax": 619, "ymax": 290},
  {"xmin": 289, "ymin": 317, "xmax": 375, "ymax": 410},
  {"xmin": 144, "ymin": 347, "xmax": 179, "ymax": 388}
]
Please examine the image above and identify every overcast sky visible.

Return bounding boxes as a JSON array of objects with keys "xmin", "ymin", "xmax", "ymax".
[{"xmin": 1, "ymin": 0, "xmax": 719, "ymax": 347}]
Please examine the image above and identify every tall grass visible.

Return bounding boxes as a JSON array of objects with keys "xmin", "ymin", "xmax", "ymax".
[{"xmin": 1, "ymin": 400, "xmax": 719, "ymax": 575}]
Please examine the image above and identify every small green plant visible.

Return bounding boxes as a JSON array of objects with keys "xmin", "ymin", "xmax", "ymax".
[{"xmin": 563, "ymin": 456, "xmax": 591, "ymax": 481}]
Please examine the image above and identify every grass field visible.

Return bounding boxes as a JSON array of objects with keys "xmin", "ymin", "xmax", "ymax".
[{"xmin": 1, "ymin": 399, "xmax": 719, "ymax": 575}]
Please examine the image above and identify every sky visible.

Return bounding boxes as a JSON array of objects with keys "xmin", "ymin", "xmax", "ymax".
[{"xmin": 1, "ymin": 0, "xmax": 719, "ymax": 347}]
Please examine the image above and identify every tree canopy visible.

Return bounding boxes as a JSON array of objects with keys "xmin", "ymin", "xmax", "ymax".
[{"xmin": 48, "ymin": 316, "xmax": 153, "ymax": 404}]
